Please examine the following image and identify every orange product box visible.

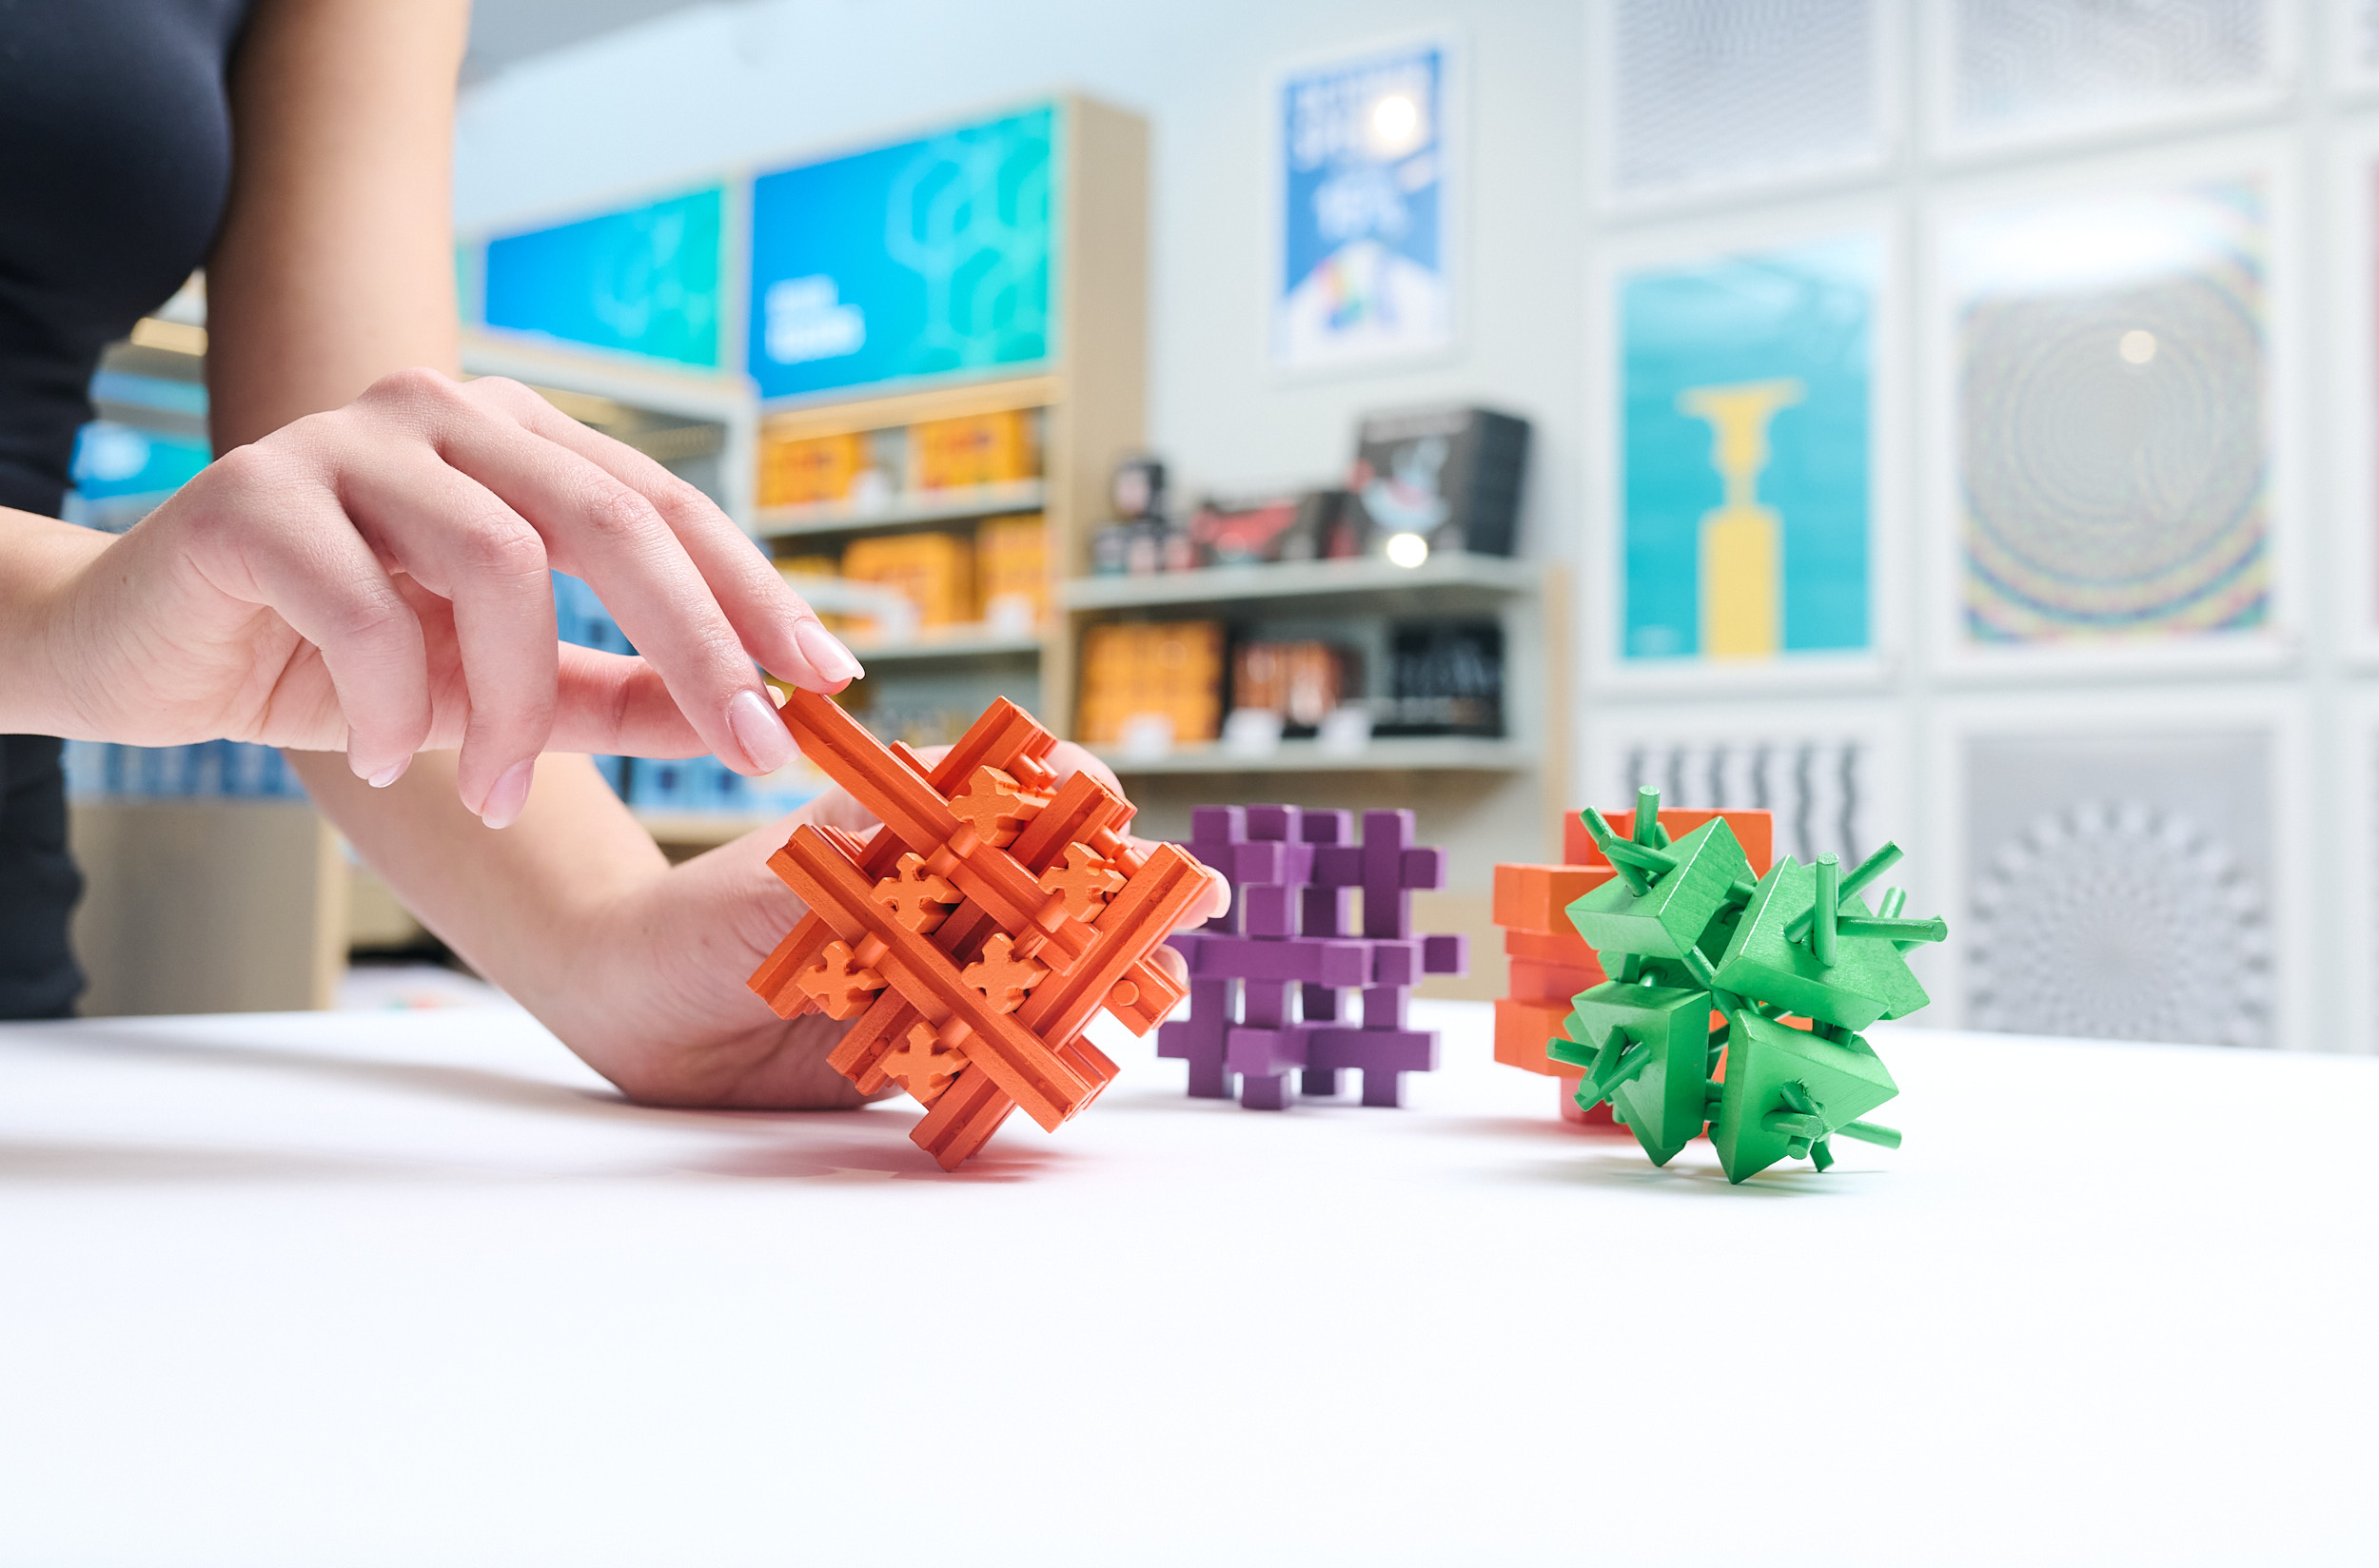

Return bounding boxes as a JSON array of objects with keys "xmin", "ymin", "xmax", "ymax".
[
  {"xmin": 1076, "ymin": 620, "xmax": 1225, "ymax": 748},
  {"xmin": 841, "ymin": 532, "xmax": 975, "ymax": 630},
  {"xmin": 976, "ymin": 513, "xmax": 1049, "ymax": 630},
  {"xmin": 911, "ymin": 409, "xmax": 1039, "ymax": 491},
  {"xmin": 758, "ymin": 429, "xmax": 868, "ymax": 510},
  {"xmin": 1563, "ymin": 806, "xmax": 1773, "ymax": 877}
]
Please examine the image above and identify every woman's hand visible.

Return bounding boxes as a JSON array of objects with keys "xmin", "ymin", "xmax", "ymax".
[
  {"xmin": 28, "ymin": 368, "xmax": 862, "ymax": 828},
  {"xmin": 539, "ymin": 743, "xmax": 1230, "ymax": 1110}
]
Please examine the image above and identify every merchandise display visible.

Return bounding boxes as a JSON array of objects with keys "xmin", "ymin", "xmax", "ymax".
[
  {"xmin": 1229, "ymin": 639, "xmax": 1358, "ymax": 734},
  {"xmin": 974, "ymin": 513, "xmax": 1050, "ymax": 632},
  {"xmin": 1110, "ymin": 455, "xmax": 1167, "ymax": 519},
  {"xmin": 60, "ymin": 739, "xmax": 306, "ymax": 802},
  {"xmin": 1347, "ymin": 405, "xmax": 1530, "ymax": 559},
  {"xmin": 1186, "ymin": 488, "xmax": 1360, "ymax": 567},
  {"xmin": 1378, "ymin": 619, "xmax": 1504, "ymax": 736},
  {"xmin": 747, "ymin": 693, "xmax": 1212, "ymax": 1170},
  {"xmin": 910, "ymin": 408, "xmax": 1040, "ymax": 490},
  {"xmin": 1545, "ymin": 789, "xmax": 1944, "ymax": 1182},
  {"xmin": 840, "ymin": 531, "xmax": 975, "ymax": 629},
  {"xmin": 1089, "ymin": 518, "xmax": 1189, "ymax": 575},
  {"xmin": 1160, "ymin": 805, "xmax": 1467, "ymax": 1109},
  {"xmin": 1074, "ymin": 619, "xmax": 1226, "ymax": 749},
  {"xmin": 757, "ymin": 428, "xmax": 871, "ymax": 510}
]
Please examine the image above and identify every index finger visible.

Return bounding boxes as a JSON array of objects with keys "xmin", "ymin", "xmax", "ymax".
[{"xmin": 473, "ymin": 379, "xmax": 865, "ymax": 696}]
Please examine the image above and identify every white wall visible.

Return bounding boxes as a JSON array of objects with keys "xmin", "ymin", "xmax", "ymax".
[{"xmin": 455, "ymin": 0, "xmax": 1588, "ymax": 560}]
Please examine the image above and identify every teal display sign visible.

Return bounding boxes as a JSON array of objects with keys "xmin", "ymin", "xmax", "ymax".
[
  {"xmin": 747, "ymin": 106, "xmax": 1053, "ymax": 402},
  {"xmin": 69, "ymin": 420, "xmax": 209, "ymax": 500},
  {"xmin": 482, "ymin": 186, "xmax": 724, "ymax": 369},
  {"xmin": 1620, "ymin": 234, "xmax": 1876, "ymax": 663}
]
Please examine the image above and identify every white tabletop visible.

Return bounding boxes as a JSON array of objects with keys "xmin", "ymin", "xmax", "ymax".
[{"xmin": 0, "ymin": 1001, "xmax": 2369, "ymax": 1567}]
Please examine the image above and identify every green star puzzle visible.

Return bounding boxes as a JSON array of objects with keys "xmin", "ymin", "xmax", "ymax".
[{"xmin": 1552, "ymin": 788, "xmax": 1947, "ymax": 1184}]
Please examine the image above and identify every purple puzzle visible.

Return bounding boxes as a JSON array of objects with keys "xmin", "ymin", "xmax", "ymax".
[{"xmin": 1158, "ymin": 805, "xmax": 1469, "ymax": 1110}]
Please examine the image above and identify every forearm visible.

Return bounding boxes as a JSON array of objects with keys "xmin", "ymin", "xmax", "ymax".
[
  {"xmin": 0, "ymin": 512, "xmax": 116, "ymax": 736},
  {"xmin": 291, "ymin": 748, "xmax": 673, "ymax": 1018},
  {"xmin": 216, "ymin": 0, "xmax": 668, "ymax": 1005}
]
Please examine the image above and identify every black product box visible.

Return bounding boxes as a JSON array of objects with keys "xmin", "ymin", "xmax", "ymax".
[
  {"xmin": 1347, "ymin": 406, "xmax": 1530, "ymax": 558},
  {"xmin": 1187, "ymin": 488, "xmax": 1360, "ymax": 566},
  {"xmin": 1377, "ymin": 620, "xmax": 1504, "ymax": 737}
]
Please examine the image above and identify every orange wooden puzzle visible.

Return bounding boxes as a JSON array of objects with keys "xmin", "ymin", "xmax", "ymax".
[{"xmin": 748, "ymin": 692, "xmax": 1212, "ymax": 1169}]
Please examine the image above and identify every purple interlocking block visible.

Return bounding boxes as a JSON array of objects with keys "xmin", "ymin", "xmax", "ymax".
[{"xmin": 1155, "ymin": 802, "xmax": 1471, "ymax": 1111}]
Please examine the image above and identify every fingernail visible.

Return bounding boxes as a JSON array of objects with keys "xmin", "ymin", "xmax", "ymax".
[
  {"xmin": 368, "ymin": 759, "xmax": 409, "ymax": 789},
  {"xmin": 728, "ymin": 688, "xmax": 796, "ymax": 774},
  {"xmin": 480, "ymin": 758, "xmax": 535, "ymax": 831},
  {"xmin": 795, "ymin": 619, "xmax": 865, "ymax": 686}
]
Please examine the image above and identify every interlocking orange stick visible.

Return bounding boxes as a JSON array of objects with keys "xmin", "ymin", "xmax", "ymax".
[{"xmin": 749, "ymin": 692, "xmax": 1211, "ymax": 1169}]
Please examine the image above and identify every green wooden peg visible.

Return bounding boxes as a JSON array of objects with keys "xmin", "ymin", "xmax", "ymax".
[
  {"xmin": 1810, "ymin": 853, "xmax": 1839, "ymax": 967},
  {"xmin": 1580, "ymin": 807, "xmax": 1651, "ymax": 895},
  {"xmin": 1602, "ymin": 836, "xmax": 1683, "ymax": 876},
  {"xmin": 1836, "ymin": 914, "xmax": 1948, "ymax": 944},
  {"xmin": 1784, "ymin": 841, "xmax": 1905, "ymax": 942},
  {"xmin": 1631, "ymin": 786, "xmax": 1672, "ymax": 850},
  {"xmin": 1876, "ymin": 887, "xmax": 1907, "ymax": 920},
  {"xmin": 1838, "ymin": 1119, "xmax": 1901, "ymax": 1148}
]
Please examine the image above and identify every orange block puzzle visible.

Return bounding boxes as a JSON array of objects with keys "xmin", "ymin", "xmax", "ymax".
[
  {"xmin": 1492, "ymin": 806, "xmax": 1776, "ymax": 1128},
  {"xmin": 748, "ymin": 692, "xmax": 1212, "ymax": 1170}
]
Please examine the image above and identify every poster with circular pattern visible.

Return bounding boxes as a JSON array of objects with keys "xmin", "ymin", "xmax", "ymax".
[{"xmin": 1947, "ymin": 177, "xmax": 2271, "ymax": 648}]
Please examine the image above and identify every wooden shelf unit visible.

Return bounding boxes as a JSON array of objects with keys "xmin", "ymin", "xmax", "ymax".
[{"xmin": 752, "ymin": 95, "xmax": 1150, "ymax": 746}]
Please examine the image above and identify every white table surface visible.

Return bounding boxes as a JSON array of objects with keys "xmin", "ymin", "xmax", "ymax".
[{"xmin": 0, "ymin": 1000, "xmax": 2369, "ymax": 1567}]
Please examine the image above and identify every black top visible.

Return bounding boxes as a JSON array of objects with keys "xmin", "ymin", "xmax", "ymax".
[{"xmin": 1, "ymin": 0, "xmax": 251, "ymax": 1017}]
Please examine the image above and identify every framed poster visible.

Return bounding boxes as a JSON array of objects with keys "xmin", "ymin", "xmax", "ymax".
[
  {"xmin": 1591, "ymin": 208, "xmax": 1897, "ymax": 691},
  {"xmin": 2343, "ymin": 0, "xmax": 2379, "ymax": 97},
  {"xmin": 482, "ymin": 186, "xmax": 726, "ymax": 370},
  {"xmin": 747, "ymin": 104, "xmax": 1054, "ymax": 403},
  {"xmin": 1926, "ymin": 141, "xmax": 2297, "ymax": 679},
  {"xmin": 1924, "ymin": 688, "xmax": 2308, "ymax": 1050},
  {"xmin": 1271, "ymin": 30, "xmax": 1459, "ymax": 373},
  {"xmin": 1588, "ymin": 0, "xmax": 1894, "ymax": 212},
  {"xmin": 2335, "ymin": 684, "xmax": 2379, "ymax": 1055},
  {"xmin": 1923, "ymin": 0, "xmax": 2292, "ymax": 160},
  {"xmin": 2331, "ymin": 117, "xmax": 2379, "ymax": 667},
  {"xmin": 1580, "ymin": 698, "xmax": 1908, "ymax": 875}
]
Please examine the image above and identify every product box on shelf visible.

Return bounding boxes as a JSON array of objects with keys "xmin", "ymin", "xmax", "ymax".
[
  {"xmin": 1229, "ymin": 639, "xmax": 1360, "ymax": 734},
  {"xmin": 1378, "ymin": 619, "xmax": 1504, "ymax": 737},
  {"xmin": 1076, "ymin": 619, "xmax": 1226, "ymax": 749},
  {"xmin": 975, "ymin": 513, "xmax": 1050, "ymax": 633},
  {"xmin": 757, "ymin": 429, "xmax": 869, "ymax": 510},
  {"xmin": 1347, "ymin": 406, "xmax": 1530, "ymax": 558},
  {"xmin": 1186, "ymin": 488, "xmax": 1359, "ymax": 567},
  {"xmin": 1091, "ymin": 519, "xmax": 1193, "ymax": 576},
  {"xmin": 841, "ymin": 531, "xmax": 975, "ymax": 631},
  {"xmin": 911, "ymin": 409, "xmax": 1039, "ymax": 491}
]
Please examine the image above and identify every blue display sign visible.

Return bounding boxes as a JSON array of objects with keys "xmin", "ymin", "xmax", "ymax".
[
  {"xmin": 1275, "ymin": 36, "xmax": 1455, "ymax": 371},
  {"xmin": 747, "ymin": 106, "xmax": 1054, "ymax": 402},
  {"xmin": 482, "ymin": 186, "xmax": 724, "ymax": 369}
]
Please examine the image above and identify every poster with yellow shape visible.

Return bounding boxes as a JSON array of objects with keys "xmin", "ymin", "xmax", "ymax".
[{"xmin": 1620, "ymin": 233, "xmax": 1876, "ymax": 663}]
